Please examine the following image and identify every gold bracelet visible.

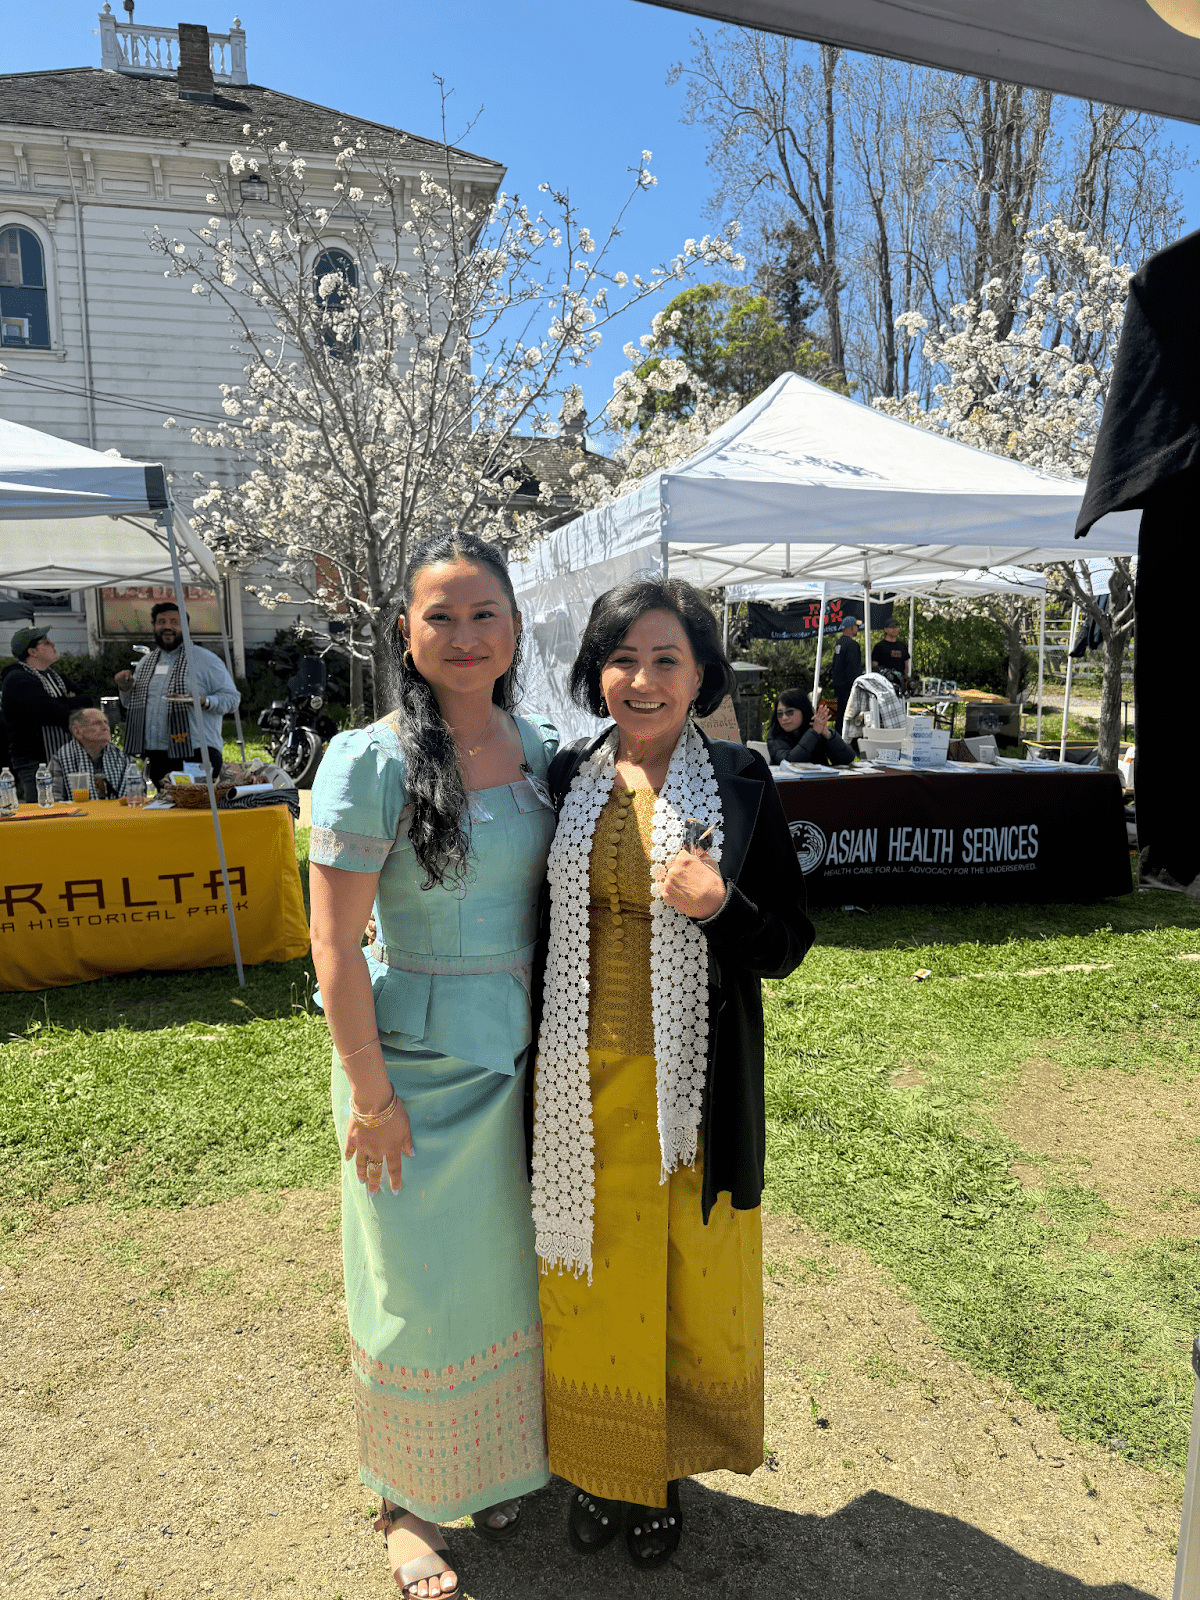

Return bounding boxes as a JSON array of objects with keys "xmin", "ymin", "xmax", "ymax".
[
  {"xmin": 349, "ymin": 1088, "xmax": 398, "ymax": 1128},
  {"xmin": 339, "ymin": 1039, "xmax": 381, "ymax": 1064}
]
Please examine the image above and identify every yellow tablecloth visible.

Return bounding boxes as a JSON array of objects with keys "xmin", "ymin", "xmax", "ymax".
[{"xmin": 0, "ymin": 799, "xmax": 310, "ymax": 991}]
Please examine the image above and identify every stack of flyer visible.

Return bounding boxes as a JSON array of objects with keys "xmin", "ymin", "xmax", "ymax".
[{"xmin": 901, "ymin": 715, "xmax": 950, "ymax": 767}]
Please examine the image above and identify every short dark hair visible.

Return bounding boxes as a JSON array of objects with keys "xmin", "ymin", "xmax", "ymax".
[
  {"xmin": 570, "ymin": 577, "xmax": 737, "ymax": 720},
  {"xmin": 150, "ymin": 601, "xmax": 183, "ymax": 623}
]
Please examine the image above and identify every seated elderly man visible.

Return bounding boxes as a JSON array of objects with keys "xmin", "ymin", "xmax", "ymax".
[{"xmin": 49, "ymin": 708, "xmax": 139, "ymax": 801}]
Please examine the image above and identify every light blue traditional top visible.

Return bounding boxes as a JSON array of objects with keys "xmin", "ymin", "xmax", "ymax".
[{"xmin": 309, "ymin": 711, "xmax": 559, "ymax": 1076}]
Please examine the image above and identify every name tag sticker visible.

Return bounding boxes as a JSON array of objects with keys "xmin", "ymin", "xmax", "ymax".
[{"xmin": 519, "ymin": 767, "xmax": 554, "ymax": 809}]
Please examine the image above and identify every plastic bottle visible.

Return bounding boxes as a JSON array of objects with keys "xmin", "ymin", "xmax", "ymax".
[
  {"xmin": 36, "ymin": 763, "xmax": 54, "ymax": 808},
  {"xmin": 126, "ymin": 768, "xmax": 146, "ymax": 809},
  {"xmin": 0, "ymin": 768, "xmax": 17, "ymax": 817}
]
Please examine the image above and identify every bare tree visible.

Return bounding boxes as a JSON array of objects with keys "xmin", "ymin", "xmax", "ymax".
[
  {"xmin": 670, "ymin": 32, "xmax": 847, "ymax": 378},
  {"xmin": 1051, "ymin": 560, "xmax": 1136, "ymax": 771},
  {"xmin": 669, "ymin": 28, "xmax": 1189, "ymax": 405}
]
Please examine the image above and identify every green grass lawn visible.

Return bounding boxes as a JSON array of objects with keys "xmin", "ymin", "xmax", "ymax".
[{"xmin": 1, "ymin": 869, "xmax": 1197, "ymax": 1483}]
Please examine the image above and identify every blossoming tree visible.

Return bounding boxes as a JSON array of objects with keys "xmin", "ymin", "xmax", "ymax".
[
  {"xmin": 153, "ymin": 113, "xmax": 741, "ymax": 713},
  {"xmin": 875, "ymin": 220, "xmax": 1136, "ymax": 769}
]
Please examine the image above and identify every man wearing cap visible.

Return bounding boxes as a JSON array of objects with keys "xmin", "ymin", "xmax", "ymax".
[
  {"xmin": 830, "ymin": 615, "xmax": 864, "ymax": 732},
  {"xmin": 0, "ymin": 627, "xmax": 90, "ymax": 802},
  {"xmin": 115, "ymin": 601, "xmax": 240, "ymax": 786}
]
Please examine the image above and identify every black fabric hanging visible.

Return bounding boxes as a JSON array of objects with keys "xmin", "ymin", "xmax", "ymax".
[{"xmin": 1077, "ymin": 229, "xmax": 1200, "ymax": 893}]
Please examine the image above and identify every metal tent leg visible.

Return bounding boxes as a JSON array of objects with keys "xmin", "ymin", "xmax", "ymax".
[
  {"xmin": 811, "ymin": 583, "xmax": 827, "ymax": 703},
  {"xmin": 162, "ymin": 501, "xmax": 246, "ymax": 987},
  {"xmin": 1174, "ymin": 1338, "xmax": 1200, "ymax": 1600},
  {"xmin": 1059, "ymin": 602, "xmax": 1080, "ymax": 764}
]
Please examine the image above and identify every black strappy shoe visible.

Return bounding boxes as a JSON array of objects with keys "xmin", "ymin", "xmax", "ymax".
[
  {"xmin": 567, "ymin": 1485, "xmax": 620, "ymax": 1555},
  {"xmin": 624, "ymin": 1479, "xmax": 682, "ymax": 1569}
]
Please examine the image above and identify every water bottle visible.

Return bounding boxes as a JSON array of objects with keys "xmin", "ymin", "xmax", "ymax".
[
  {"xmin": 0, "ymin": 768, "xmax": 16, "ymax": 817},
  {"xmin": 36, "ymin": 763, "xmax": 54, "ymax": 808},
  {"xmin": 126, "ymin": 768, "xmax": 146, "ymax": 809}
]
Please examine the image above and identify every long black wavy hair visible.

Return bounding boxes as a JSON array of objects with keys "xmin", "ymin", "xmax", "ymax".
[
  {"xmin": 765, "ymin": 686, "xmax": 814, "ymax": 748},
  {"xmin": 385, "ymin": 532, "xmax": 522, "ymax": 890},
  {"xmin": 569, "ymin": 577, "xmax": 737, "ymax": 719}
]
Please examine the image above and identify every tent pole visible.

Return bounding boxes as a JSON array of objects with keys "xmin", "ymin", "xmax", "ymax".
[
  {"xmin": 215, "ymin": 582, "xmax": 247, "ymax": 763},
  {"xmin": 163, "ymin": 498, "xmax": 246, "ymax": 987},
  {"xmin": 723, "ymin": 599, "xmax": 730, "ymax": 655},
  {"xmin": 659, "ymin": 540, "xmax": 669, "ymax": 579},
  {"xmin": 1059, "ymin": 601, "xmax": 1079, "ymax": 764},
  {"xmin": 908, "ymin": 593, "xmax": 916, "ymax": 683},
  {"xmin": 811, "ymin": 582, "xmax": 827, "ymax": 703},
  {"xmin": 1036, "ymin": 592, "xmax": 1046, "ymax": 744},
  {"xmin": 862, "ymin": 584, "xmax": 872, "ymax": 674}
]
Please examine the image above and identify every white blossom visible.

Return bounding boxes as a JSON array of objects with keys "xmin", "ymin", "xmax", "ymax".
[{"xmin": 146, "ymin": 114, "xmax": 742, "ymax": 711}]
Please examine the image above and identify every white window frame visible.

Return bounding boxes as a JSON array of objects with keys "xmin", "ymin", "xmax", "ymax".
[{"xmin": 0, "ymin": 213, "xmax": 62, "ymax": 358}]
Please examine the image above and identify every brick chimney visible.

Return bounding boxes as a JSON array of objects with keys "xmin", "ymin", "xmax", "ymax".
[{"xmin": 176, "ymin": 22, "xmax": 215, "ymax": 102}]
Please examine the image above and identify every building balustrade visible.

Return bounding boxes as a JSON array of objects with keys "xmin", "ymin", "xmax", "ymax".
[{"xmin": 97, "ymin": 7, "xmax": 248, "ymax": 86}]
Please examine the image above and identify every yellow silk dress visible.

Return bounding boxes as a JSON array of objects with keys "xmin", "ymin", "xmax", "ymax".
[{"xmin": 537, "ymin": 787, "xmax": 764, "ymax": 1508}]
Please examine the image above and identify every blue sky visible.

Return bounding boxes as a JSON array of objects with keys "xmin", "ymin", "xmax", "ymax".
[{"xmin": 9, "ymin": 0, "xmax": 1200, "ymax": 430}]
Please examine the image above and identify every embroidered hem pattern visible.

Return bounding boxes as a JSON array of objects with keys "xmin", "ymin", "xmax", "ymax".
[
  {"xmin": 351, "ymin": 1324, "xmax": 548, "ymax": 1519},
  {"xmin": 544, "ymin": 1367, "xmax": 764, "ymax": 1507}
]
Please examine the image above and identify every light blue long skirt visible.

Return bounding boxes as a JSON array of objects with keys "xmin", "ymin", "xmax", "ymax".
[{"xmin": 332, "ymin": 1038, "xmax": 549, "ymax": 1521}]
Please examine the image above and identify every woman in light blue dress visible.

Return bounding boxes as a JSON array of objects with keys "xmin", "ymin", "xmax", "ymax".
[{"xmin": 309, "ymin": 533, "xmax": 555, "ymax": 1599}]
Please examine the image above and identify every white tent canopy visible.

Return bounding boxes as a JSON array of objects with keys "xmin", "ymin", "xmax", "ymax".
[
  {"xmin": 0, "ymin": 415, "xmax": 218, "ymax": 587},
  {"xmin": 728, "ymin": 566, "xmax": 1048, "ymax": 602},
  {"xmin": 635, "ymin": 0, "xmax": 1200, "ymax": 126},
  {"xmin": 0, "ymin": 417, "xmax": 242, "ymax": 983},
  {"xmin": 511, "ymin": 374, "xmax": 1138, "ymax": 741}
]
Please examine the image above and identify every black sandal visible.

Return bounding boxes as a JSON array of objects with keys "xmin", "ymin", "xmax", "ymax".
[
  {"xmin": 567, "ymin": 1485, "xmax": 620, "ymax": 1555},
  {"xmin": 624, "ymin": 1479, "xmax": 682, "ymax": 1569},
  {"xmin": 471, "ymin": 1498, "xmax": 521, "ymax": 1541}
]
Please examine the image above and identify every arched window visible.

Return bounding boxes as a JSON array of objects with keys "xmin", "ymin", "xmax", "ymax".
[
  {"xmin": 0, "ymin": 227, "xmax": 50, "ymax": 349},
  {"xmin": 313, "ymin": 247, "xmax": 358, "ymax": 355}
]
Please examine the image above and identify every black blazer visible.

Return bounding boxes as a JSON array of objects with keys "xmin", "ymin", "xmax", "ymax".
[{"xmin": 527, "ymin": 725, "xmax": 814, "ymax": 1224}]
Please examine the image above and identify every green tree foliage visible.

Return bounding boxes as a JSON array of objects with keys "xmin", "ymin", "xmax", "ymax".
[
  {"xmin": 626, "ymin": 281, "xmax": 843, "ymax": 430},
  {"xmin": 911, "ymin": 607, "xmax": 1020, "ymax": 697}
]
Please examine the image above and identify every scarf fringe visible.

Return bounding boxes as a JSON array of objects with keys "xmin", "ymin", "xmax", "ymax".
[{"xmin": 532, "ymin": 722, "xmax": 723, "ymax": 1281}]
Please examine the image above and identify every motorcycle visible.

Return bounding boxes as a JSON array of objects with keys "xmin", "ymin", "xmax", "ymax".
[{"xmin": 257, "ymin": 655, "xmax": 338, "ymax": 787}]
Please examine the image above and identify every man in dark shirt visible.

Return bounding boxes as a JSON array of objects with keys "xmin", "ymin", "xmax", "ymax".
[
  {"xmin": 830, "ymin": 617, "xmax": 864, "ymax": 731},
  {"xmin": 0, "ymin": 627, "xmax": 89, "ymax": 801},
  {"xmin": 871, "ymin": 619, "xmax": 910, "ymax": 682}
]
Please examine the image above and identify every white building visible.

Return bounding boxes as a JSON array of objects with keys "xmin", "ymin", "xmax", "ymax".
[{"xmin": 0, "ymin": 9, "xmax": 503, "ymax": 670}]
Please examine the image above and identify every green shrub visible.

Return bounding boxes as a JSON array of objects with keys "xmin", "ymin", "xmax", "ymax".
[{"xmin": 911, "ymin": 607, "xmax": 1013, "ymax": 695}]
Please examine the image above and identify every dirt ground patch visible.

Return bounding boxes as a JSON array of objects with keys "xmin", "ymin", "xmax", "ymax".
[
  {"xmin": 990, "ymin": 1057, "xmax": 1200, "ymax": 1247},
  {"xmin": 0, "ymin": 1191, "xmax": 1180, "ymax": 1599}
]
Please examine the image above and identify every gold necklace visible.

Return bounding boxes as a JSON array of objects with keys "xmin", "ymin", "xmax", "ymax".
[
  {"xmin": 604, "ymin": 786, "xmax": 636, "ymax": 956},
  {"xmin": 453, "ymin": 706, "xmax": 497, "ymax": 759}
]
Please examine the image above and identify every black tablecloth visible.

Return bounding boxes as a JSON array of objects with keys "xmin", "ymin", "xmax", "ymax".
[{"xmin": 774, "ymin": 767, "xmax": 1131, "ymax": 907}]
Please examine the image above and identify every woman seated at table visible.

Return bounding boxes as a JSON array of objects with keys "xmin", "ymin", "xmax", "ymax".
[{"xmin": 766, "ymin": 689, "xmax": 854, "ymax": 768}]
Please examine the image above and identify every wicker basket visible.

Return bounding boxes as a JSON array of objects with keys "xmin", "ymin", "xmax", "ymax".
[{"xmin": 165, "ymin": 781, "xmax": 234, "ymax": 808}]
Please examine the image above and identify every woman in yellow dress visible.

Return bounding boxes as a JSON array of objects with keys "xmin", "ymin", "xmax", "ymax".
[{"xmin": 531, "ymin": 577, "xmax": 814, "ymax": 1568}]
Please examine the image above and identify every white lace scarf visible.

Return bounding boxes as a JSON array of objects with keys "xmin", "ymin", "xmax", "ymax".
[{"xmin": 531, "ymin": 720, "xmax": 723, "ymax": 1282}]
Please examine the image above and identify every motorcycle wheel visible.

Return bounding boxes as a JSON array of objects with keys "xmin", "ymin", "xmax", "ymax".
[{"xmin": 275, "ymin": 727, "xmax": 324, "ymax": 788}]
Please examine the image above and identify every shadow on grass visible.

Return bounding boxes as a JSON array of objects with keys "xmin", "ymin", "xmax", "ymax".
[
  {"xmin": 458, "ymin": 1478, "xmax": 1157, "ymax": 1599},
  {"xmin": 0, "ymin": 954, "xmax": 316, "ymax": 1037},
  {"xmin": 809, "ymin": 885, "xmax": 1200, "ymax": 952}
]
